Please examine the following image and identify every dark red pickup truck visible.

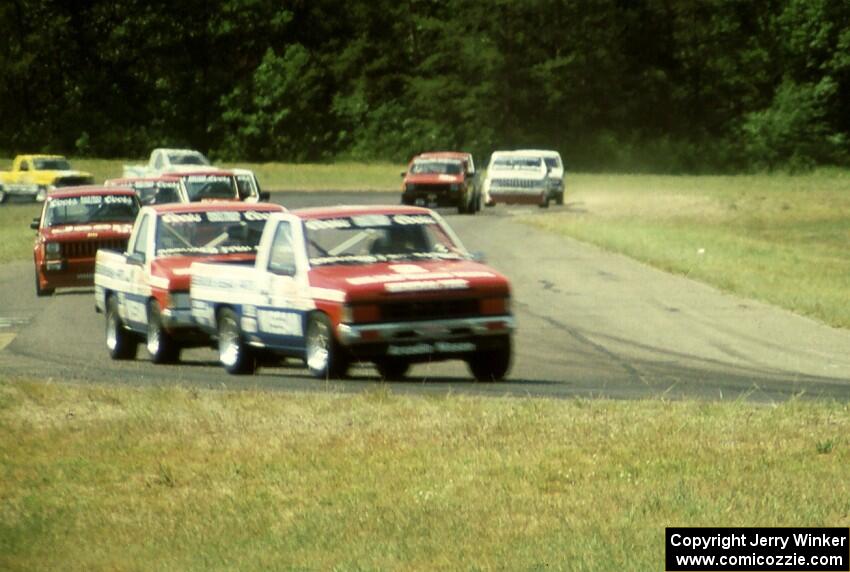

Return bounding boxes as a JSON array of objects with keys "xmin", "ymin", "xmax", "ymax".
[
  {"xmin": 401, "ymin": 152, "xmax": 480, "ymax": 214},
  {"xmin": 32, "ymin": 186, "xmax": 140, "ymax": 296}
]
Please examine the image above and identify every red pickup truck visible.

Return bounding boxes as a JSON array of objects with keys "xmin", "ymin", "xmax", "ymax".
[
  {"xmin": 94, "ymin": 201, "xmax": 286, "ymax": 362},
  {"xmin": 189, "ymin": 205, "xmax": 514, "ymax": 380},
  {"xmin": 32, "ymin": 186, "xmax": 140, "ymax": 296},
  {"xmin": 401, "ymin": 152, "xmax": 480, "ymax": 214}
]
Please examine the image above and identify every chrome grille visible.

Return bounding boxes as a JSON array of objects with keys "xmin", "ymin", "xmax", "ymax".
[
  {"xmin": 380, "ymin": 298, "xmax": 479, "ymax": 322},
  {"xmin": 61, "ymin": 238, "xmax": 127, "ymax": 258},
  {"xmin": 408, "ymin": 183, "xmax": 452, "ymax": 193},
  {"xmin": 491, "ymin": 178, "xmax": 543, "ymax": 189}
]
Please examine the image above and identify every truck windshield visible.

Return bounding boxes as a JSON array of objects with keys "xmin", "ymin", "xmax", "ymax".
[
  {"xmin": 155, "ymin": 210, "xmax": 271, "ymax": 256},
  {"xmin": 492, "ymin": 157, "xmax": 542, "ymax": 170},
  {"xmin": 44, "ymin": 195, "xmax": 139, "ymax": 227},
  {"xmin": 410, "ymin": 160, "xmax": 462, "ymax": 175},
  {"xmin": 305, "ymin": 214, "xmax": 465, "ymax": 266},
  {"xmin": 181, "ymin": 174, "xmax": 237, "ymax": 201},
  {"xmin": 168, "ymin": 152, "xmax": 209, "ymax": 166},
  {"xmin": 131, "ymin": 181, "xmax": 182, "ymax": 205},
  {"xmin": 33, "ymin": 158, "xmax": 71, "ymax": 170}
]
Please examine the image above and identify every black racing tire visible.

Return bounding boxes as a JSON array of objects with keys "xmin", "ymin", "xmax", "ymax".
[
  {"xmin": 374, "ymin": 358, "xmax": 410, "ymax": 380},
  {"xmin": 106, "ymin": 295, "xmax": 137, "ymax": 360},
  {"xmin": 34, "ymin": 269, "xmax": 54, "ymax": 297},
  {"xmin": 556, "ymin": 191, "xmax": 564, "ymax": 205},
  {"xmin": 146, "ymin": 300, "xmax": 180, "ymax": 364},
  {"xmin": 0, "ymin": 188, "xmax": 7, "ymax": 204},
  {"xmin": 467, "ymin": 336, "xmax": 512, "ymax": 382},
  {"xmin": 539, "ymin": 195, "xmax": 550, "ymax": 209},
  {"xmin": 305, "ymin": 312, "xmax": 349, "ymax": 379},
  {"xmin": 217, "ymin": 307, "xmax": 256, "ymax": 375}
]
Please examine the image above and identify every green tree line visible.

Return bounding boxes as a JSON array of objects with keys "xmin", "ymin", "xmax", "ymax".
[{"xmin": 2, "ymin": 0, "xmax": 849, "ymax": 172}]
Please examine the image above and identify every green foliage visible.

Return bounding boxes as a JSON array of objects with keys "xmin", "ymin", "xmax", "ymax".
[
  {"xmin": 1, "ymin": 0, "xmax": 849, "ymax": 172},
  {"xmin": 741, "ymin": 79, "xmax": 847, "ymax": 170}
]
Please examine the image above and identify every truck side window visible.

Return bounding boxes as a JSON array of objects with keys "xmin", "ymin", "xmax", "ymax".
[
  {"xmin": 268, "ymin": 222, "xmax": 296, "ymax": 276},
  {"xmin": 131, "ymin": 215, "xmax": 149, "ymax": 256},
  {"xmin": 20, "ymin": 161, "xmax": 29, "ymax": 172}
]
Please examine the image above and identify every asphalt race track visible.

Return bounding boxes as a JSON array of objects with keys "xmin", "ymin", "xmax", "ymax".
[{"xmin": 3, "ymin": 191, "xmax": 850, "ymax": 402}]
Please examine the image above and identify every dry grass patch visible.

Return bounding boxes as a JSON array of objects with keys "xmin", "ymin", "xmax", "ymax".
[
  {"xmin": 525, "ymin": 169, "xmax": 850, "ymax": 327},
  {"xmin": 0, "ymin": 379, "xmax": 848, "ymax": 570}
]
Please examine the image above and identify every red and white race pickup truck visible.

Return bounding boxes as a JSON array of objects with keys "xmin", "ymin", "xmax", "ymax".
[
  {"xmin": 189, "ymin": 205, "xmax": 514, "ymax": 380},
  {"xmin": 94, "ymin": 201, "xmax": 285, "ymax": 362}
]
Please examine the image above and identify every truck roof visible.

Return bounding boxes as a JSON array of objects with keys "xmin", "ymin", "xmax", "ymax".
[
  {"xmin": 17, "ymin": 154, "xmax": 66, "ymax": 160},
  {"xmin": 415, "ymin": 151, "xmax": 471, "ymax": 161},
  {"xmin": 293, "ymin": 204, "xmax": 434, "ymax": 219},
  {"xmin": 47, "ymin": 186, "xmax": 137, "ymax": 199},
  {"xmin": 168, "ymin": 169, "xmax": 235, "ymax": 178},
  {"xmin": 146, "ymin": 202, "xmax": 285, "ymax": 214}
]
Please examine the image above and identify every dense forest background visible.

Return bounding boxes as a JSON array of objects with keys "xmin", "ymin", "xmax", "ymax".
[{"xmin": 2, "ymin": 0, "xmax": 849, "ymax": 172}]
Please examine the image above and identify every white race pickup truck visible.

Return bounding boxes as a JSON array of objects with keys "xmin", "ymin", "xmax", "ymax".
[
  {"xmin": 123, "ymin": 149, "xmax": 265, "ymax": 199},
  {"xmin": 189, "ymin": 205, "xmax": 515, "ymax": 380},
  {"xmin": 123, "ymin": 148, "xmax": 212, "ymax": 178}
]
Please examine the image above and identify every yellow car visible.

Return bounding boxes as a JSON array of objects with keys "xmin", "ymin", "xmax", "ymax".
[{"xmin": 0, "ymin": 155, "xmax": 95, "ymax": 203}]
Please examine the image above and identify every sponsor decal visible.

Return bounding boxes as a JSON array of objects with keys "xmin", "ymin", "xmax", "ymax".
[
  {"xmin": 257, "ymin": 309, "xmax": 302, "ymax": 336},
  {"xmin": 388, "ymin": 264, "xmax": 427, "ymax": 274},
  {"xmin": 385, "ymin": 278, "xmax": 468, "ymax": 293},
  {"xmin": 305, "ymin": 218, "xmax": 352, "ymax": 231},
  {"xmin": 186, "ymin": 175, "xmax": 229, "ymax": 183},
  {"xmin": 206, "ymin": 211, "xmax": 241, "ymax": 222},
  {"xmin": 392, "ymin": 214, "xmax": 437, "ymax": 226},
  {"xmin": 351, "ymin": 214, "xmax": 391, "ymax": 227},
  {"xmin": 51, "ymin": 223, "xmax": 133, "ymax": 234},
  {"xmin": 161, "ymin": 213, "xmax": 202, "ymax": 224},
  {"xmin": 387, "ymin": 341, "xmax": 475, "ymax": 356}
]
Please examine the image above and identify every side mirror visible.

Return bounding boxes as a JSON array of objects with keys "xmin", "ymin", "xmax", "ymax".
[
  {"xmin": 470, "ymin": 251, "xmax": 486, "ymax": 263},
  {"xmin": 127, "ymin": 252, "xmax": 145, "ymax": 266},
  {"xmin": 258, "ymin": 191, "xmax": 271, "ymax": 202},
  {"xmin": 30, "ymin": 218, "xmax": 40, "ymax": 230},
  {"xmin": 400, "ymin": 171, "xmax": 407, "ymax": 178}
]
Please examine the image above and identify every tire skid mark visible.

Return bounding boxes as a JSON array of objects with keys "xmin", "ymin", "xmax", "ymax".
[{"xmin": 516, "ymin": 302, "xmax": 648, "ymax": 385}]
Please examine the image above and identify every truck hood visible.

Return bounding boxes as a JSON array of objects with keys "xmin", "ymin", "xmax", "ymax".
[
  {"xmin": 41, "ymin": 223, "xmax": 133, "ymax": 241},
  {"xmin": 152, "ymin": 253, "xmax": 255, "ymax": 291},
  {"xmin": 404, "ymin": 173, "xmax": 465, "ymax": 185},
  {"xmin": 308, "ymin": 258, "xmax": 510, "ymax": 302},
  {"xmin": 487, "ymin": 169, "xmax": 546, "ymax": 181},
  {"xmin": 41, "ymin": 169, "xmax": 94, "ymax": 180}
]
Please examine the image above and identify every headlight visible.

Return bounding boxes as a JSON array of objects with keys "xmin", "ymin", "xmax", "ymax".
[
  {"xmin": 481, "ymin": 297, "xmax": 511, "ymax": 315},
  {"xmin": 341, "ymin": 304, "xmax": 379, "ymax": 324},
  {"xmin": 45, "ymin": 242, "xmax": 61, "ymax": 258}
]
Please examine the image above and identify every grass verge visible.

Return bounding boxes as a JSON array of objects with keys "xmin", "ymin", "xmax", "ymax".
[
  {"xmin": 1, "ymin": 379, "xmax": 847, "ymax": 570},
  {"xmin": 523, "ymin": 169, "xmax": 850, "ymax": 328},
  {"xmin": 0, "ymin": 204, "xmax": 39, "ymax": 264}
]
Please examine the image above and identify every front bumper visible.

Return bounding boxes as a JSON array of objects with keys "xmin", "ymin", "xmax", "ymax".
[
  {"xmin": 337, "ymin": 315, "xmax": 514, "ymax": 360},
  {"xmin": 402, "ymin": 189, "xmax": 462, "ymax": 208},
  {"xmin": 489, "ymin": 188, "xmax": 547, "ymax": 205},
  {"xmin": 38, "ymin": 258, "xmax": 96, "ymax": 288}
]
